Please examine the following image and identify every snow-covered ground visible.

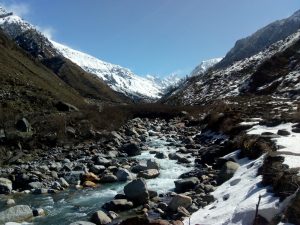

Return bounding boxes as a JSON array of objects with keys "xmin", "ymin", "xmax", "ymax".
[
  {"xmin": 248, "ymin": 123, "xmax": 300, "ymax": 171},
  {"xmin": 185, "ymin": 151, "xmax": 285, "ymax": 225},
  {"xmin": 185, "ymin": 122, "xmax": 300, "ymax": 225}
]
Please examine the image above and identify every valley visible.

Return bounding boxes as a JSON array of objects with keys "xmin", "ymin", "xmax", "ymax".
[{"xmin": 0, "ymin": 4, "xmax": 299, "ymax": 225}]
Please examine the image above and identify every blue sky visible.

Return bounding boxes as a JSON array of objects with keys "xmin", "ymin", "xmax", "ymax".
[{"xmin": 2, "ymin": 0, "xmax": 300, "ymax": 77}]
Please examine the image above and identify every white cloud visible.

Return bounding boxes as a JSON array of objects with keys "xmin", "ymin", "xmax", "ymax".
[
  {"xmin": 2, "ymin": 2, "xmax": 30, "ymax": 17},
  {"xmin": 38, "ymin": 26, "xmax": 55, "ymax": 39}
]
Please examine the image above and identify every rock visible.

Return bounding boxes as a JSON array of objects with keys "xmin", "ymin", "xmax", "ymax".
[
  {"xmin": 28, "ymin": 181, "xmax": 44, "ymax": 189},
  {"xmin": 292, "ymin": 128, "xmax": 300, "ymax": 133},
  {"xmin": 83, "ymin": 181, "xmax": 97, "ymax": 188},
  {"xmin": 66, "ymin": 127, "xmax": 76, "ymax": 137},
  {"xmin": 6, "ymin": 199, "xmax": 15, "ymax": 206},
  {"xmin": 174, "ymin": 177, "xmax": 200, "ymax": 193},
  {"xmin": 147, "ymin": 159, "xmax": 159, "ymax": 170},
  {"xmin": 81, "ymin": 172, "xmax": 100, "ymax": 183},
  {"xmin": 116, "ymin": 168, "xmax": 132, "ymax": 181},
  {"xmin": 94, "ymin": 157, "xmax": 111, "ymax": 166},
  {"xmin": 120, "ymin": 143, "xmax": 141, "ymax": 156},
  {"xmin": 149, "ymin": 189, "xmax": 158, "ymax": 198},
  {"xmin": 168, "ymin": 194, "xmax": 192, "ymax": 211},
  {"xmin": 55, "ymin": 101, "xmax": 78, "ymax": 112},
  {"xmin": 217, "ymin": 161, "xmax": 239, "ymax": 184},
  {"xmin": 69, "ymin": 221, "xmax": 96, "ymax": 225},
  {"xmin": 103, "ymin": 199, "xmax": 134, "ymax": 211},
  {"xmin": 277, "ymin": 129, "xmax": 290, "ymax": 136},
  {"xmin": 107, "ymin": 211, "xmax": 119, "ymax": 220},
  {"xmin": 168, "ymin": 153, "xmax": 180, "ymax": 160},
  {"xmin": 155, "ymin": 152, "xmax": 167, "ymax": 159},
  {"xmin": 90, "ymin": 165, "xmax": 106, "ymax": 174},
  {"xmin": 16, "ymin": 118, "xmax": 31, "ymax": 132},
  {"xmin": 59, "ymin": 177, "xmax": 70, "ymax": 188},
  {"xmin": 91, "ymin": 210, "xmax": 112, "ymax": 225},
  {"xmin": 131, "ymin": 163, "xmax": 147, "ymax": 173},
  {"xmin": 100, "ymin": 174, "xmax": 118, "ymax": 183},
  {"xmin": 0, "ymin": 205, "xmax": 33, "ymax": 224},
  {"xmin": 32, "ymin": 208, "xmax": 45, "ymax": 217},
  {"xmin": 0, "ymin": 178, "xmax": 12, "ymax": 194},
  {"xmin": 124, "ymin": 178, "xmax": 149, "ymax": 205},
  {"xmin": 119, "ymin": 216, "xmax": 150, "ymax": 225},
  {"xmin": 138, "ymin": 169, "xmax": 160, "ymax": 179}
]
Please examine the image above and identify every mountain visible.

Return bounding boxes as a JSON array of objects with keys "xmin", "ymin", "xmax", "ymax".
[
  {"xmin": 0, "ymin": 7, "xmax": 178, "ymax": 100},
  {"xmin": 52, "ymin": 41, "xmax": 180, "ymax": 100},
  {"xmin": 215, "ymin": 9, "xmax": 300, "ymax": 69},
  {"xmin": 190, "ymin": 58, "xmax": 223, "ymax": 77},
  {"xmin": 0, "ymin": 7, "xmax": 128, "ymax": 104},
  {"xmin": 163, "ymin": 30, "xmax": 300, "ymax": 105}
]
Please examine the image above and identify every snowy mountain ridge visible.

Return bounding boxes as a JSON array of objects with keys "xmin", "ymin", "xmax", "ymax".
[
  {"xmin": 190, "ymin": 57, "xmax": 223, "ymax": 77},
  {"xmin": 0, "ymin": 6, "xmax": 181, "ymax": 100}
]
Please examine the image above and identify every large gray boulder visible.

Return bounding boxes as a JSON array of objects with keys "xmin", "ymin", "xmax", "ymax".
[
  {"xmin": 168, "ymin": 194, "xmax": 192, "ymax": 211},
  {"xmin": 174, "ymin": 177, "xmax": 200, "ymax": 193},
  {"xmin": 116, "ymin": 168, "xmax": 132, "ymax": 181},
  {"xmin": 91, "ymin": 210, "xmax": 111, "ymax": 225},
  {"xmin": 124, "ymin": 178, "xmax": 149, "ymax": 205},
  {"xmin": 0, "ymin": 205, "xmax": 33, "ymax": 223},
  {"xmin": 217, "ymin": 161, "xmax": 239, "ymax": 184},
  {"xmin": 0, "ymin": 177, "xmax": 12, "ymax": 194},
  {"xmin": 120, "ymin": 142, "xmax": 141, "ymax": 156}
]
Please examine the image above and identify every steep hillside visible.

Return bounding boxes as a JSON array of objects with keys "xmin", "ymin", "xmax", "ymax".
[
  {"xmin": 216, "ymin": 10, "xmax": 300, "ymax": 69},
  {"xmin": 163, "ymin": 30, "xmax": 300, "ymax": 105},
  {"xmin": 0, "ymin": 29, "xmax": 86, "ymax": 120},
  {"xmin": 0, "ymin": 8, "xmax": 129, "ymax": 103}
]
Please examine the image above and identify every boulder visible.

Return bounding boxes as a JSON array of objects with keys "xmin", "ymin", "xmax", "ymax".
[
  {"xmin": 155, "ymin": 152, "xmax": 167, "ymax": 159},
  {"xmin": 91, "ymin": 210, "xmax": 112, "ymax": 225},
  {"xmin": 6, "ymin": 199, "xmax": 15, "ymax": 206},
  {"xmin": 103, "ymin": 199, "xmax": 134, "ymax": 211},
  {"xmin": 0, "ymin": 178, "xmax": 12, "ymax": 194},
  {"xmin": 138, "ymin": 169, "xmax": 160, "ymax": 179},
  {"xmin": 116, "ymin": 168, "xmax": 132, "ymax": 181},
  {"xmin": 28, "ymin": 182, "xmax": 44, "ymax": 189},
  {"xmin": 217, "ymin": 161, "xmax": 239, "ymax": 184},
  {"xmin": 90, "ymin": 165, "xmax": 106, "ymax": 174},
  {"xmin": 81, "ymin": 172, "xmax": 100, "ymax": 183},
  {"xmin": 120, "ymin": 143, "xmax": 141, "ymax": 156},
  {"xmin": 0, "ymin": 205, "xmax": 33, "ymax": 224},
  {"xmin": 59, "ymin": 177, "xmax": 70, "ymax": 188},
  {"xmin": 174, "ymin": 177, "xmax": 200, "ymax": 193},
  {"xmin": 83, "ymin": 181, "xmax": 97, "ymax": 188},
  {"xmin": 100, "ymin": 174, "xmax": 118, "ymax": 183},
  {"xmin": 168, "ymin": 194, "xmax": 192, "ymax": 211},
  {"xmin": 277, "ymin": 129, "xmax": 290, "ymax": 136},
  {"xmin": 69, "ymin": 222, "xmax": 96, "ymax": 225},
  {"xmin": 147, "ymin": 159, "xmax": 159, "ymax": 170},
  {"xmin": 95, "ymin": 157, "xmax": 111, "ymax": 166},
  {"xmin": 131, "ymin": 163, "xmax": 147, "ymax": 173},
  {"xmin": 124, "ymin": 178, "xmax": 149, "ymax": 205}
]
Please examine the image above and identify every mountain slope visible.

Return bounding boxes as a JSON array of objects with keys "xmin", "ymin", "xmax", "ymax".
[
  {"xmin": 0, "ymin": 8, "xmax": 129, "ymax": 103},
  {"xmin": 52, "ymin": 41, "xmax": 165, "ymax": 99},
  {"xmin": 0, "ymin": 28, "xmax": 86, "ymax": 119},
  {"xmin": 216, "ymin": 9, "xmax": 300, "ymax": 69},
  {"xmin": 190, "ymin": 58, "xmax": 223, "ymax": 77},
  {"xmin": 0, "ymin": 7, "xmax": 179, "ymax": 100},
  {"xmin": 163, "ymin": 30, "xmax": 300, "ymax": 105}
]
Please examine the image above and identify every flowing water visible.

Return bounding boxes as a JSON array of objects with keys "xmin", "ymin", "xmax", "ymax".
[{"xmin": 0, "ymin": 136, "xmax": 193, "ymax": 225}]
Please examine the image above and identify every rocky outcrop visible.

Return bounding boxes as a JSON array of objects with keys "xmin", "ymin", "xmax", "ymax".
[{"xmin": 0, "ymin": 205, "xmax": 33, "ymax": 223}]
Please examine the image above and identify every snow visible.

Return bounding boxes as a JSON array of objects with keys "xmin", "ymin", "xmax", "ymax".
[
  {"xmin": 184, "ymin": 152, "xmax": 286, "ymax": 225},
  {"xmin": 190, "ymin": 57, "xmax": 223, "ymax": 77},
  {"xmin": 248, "ymin": 123, "xmax": 300, "ymax": 170}
]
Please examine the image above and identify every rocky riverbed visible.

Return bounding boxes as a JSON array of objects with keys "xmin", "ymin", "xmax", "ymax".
[
  {"xmin": 0, "ymin": 116, "xmax": 231, "ymax": 225},
  {"xmin": 1, "ymin": 111, "xmax": 299, "ymax": 225}
]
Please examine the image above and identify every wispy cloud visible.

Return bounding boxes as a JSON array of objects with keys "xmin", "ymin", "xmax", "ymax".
[
  {"xmin": 38, "ymin": 26, "xmax": 55, "ymax": 39},
  {"xmin": 1, "ymin": 2, "xmax": 30, "ymax": 17}
]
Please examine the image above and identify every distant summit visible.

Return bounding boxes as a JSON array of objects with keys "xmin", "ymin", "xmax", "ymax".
[{"xmin": 190, "ymin": 58, "xmax": 223, "ymax": 77}]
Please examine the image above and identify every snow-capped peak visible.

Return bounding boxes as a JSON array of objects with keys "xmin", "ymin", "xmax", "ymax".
[
  {"xmin": 0, "ymin": 6, "xmax": 180, "ymax": 100},
  {"xmin": 190, "ymin": 57, "xmax": 223, "ymax": 77}
]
